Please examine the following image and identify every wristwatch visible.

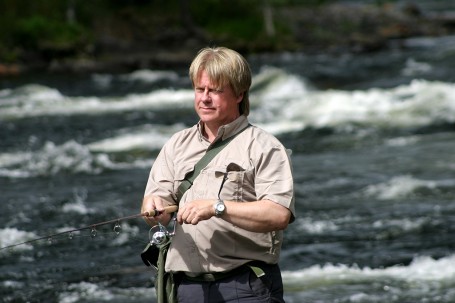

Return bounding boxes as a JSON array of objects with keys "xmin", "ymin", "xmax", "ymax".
[{"xmin": 214, "ymin": 199, "xmax": 225, "ymax": 217}]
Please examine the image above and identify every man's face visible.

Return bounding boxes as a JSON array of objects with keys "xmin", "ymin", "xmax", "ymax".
[{"xmin": 194, "ymin": 70, "xmax": 243, "ymax": 129}]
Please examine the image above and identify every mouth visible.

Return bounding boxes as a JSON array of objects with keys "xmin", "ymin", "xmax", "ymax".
[{"xmin": 199, "ymin": 107, "xmax": 215, "ymax": 111}]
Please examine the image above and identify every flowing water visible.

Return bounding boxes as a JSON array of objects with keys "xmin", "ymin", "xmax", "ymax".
[{"xmin": 1, "ymin": 32, "xmax": 455, "ymax": 302}]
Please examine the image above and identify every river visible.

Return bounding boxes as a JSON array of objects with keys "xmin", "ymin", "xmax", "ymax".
[{"xmin": 1, "ymin": 27, "xmax": 455, "ymax": 303}]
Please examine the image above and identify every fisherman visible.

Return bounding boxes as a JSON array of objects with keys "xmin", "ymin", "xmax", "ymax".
[{"xmin": 141, "ymin": 46, "xmax": 295, "ymax": 303}]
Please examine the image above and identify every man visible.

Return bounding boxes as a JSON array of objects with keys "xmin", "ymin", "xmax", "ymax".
[{"xmin": 142, "ymin": 46, "xmax": 295, "ymax": 303}]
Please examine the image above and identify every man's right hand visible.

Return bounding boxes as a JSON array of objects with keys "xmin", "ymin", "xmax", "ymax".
[{"xmin": 141, "ymin": 195, "xmax": 173, "ymax": 227}]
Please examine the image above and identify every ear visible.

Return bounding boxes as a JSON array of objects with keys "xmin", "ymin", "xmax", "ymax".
[{"xmin": 236, "ymin": 92, "xmax": 244, "ymax": 104}]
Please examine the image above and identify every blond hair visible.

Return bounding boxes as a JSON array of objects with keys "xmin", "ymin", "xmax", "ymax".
[{"xmin": 189, "ymin": 46, "xmax": 251, "ymax": 116}]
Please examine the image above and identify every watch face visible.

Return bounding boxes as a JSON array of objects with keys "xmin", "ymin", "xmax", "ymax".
[{"xmin": 215, "ymin": 201, "xmax": 225, "ymax": 216}]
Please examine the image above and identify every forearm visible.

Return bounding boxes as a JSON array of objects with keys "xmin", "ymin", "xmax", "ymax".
[
  {"xmin": 222, "ymin": 200, "xmax": 291, "ymax": 232},
  {"xmin": 177, "ymin": 199, "xmax": 291, "ymax": 232}
]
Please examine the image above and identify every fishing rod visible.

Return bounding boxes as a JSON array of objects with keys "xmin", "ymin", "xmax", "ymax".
[{"xmin": 0, "ymin": 205, "xmax": 178, "ymax": 251}]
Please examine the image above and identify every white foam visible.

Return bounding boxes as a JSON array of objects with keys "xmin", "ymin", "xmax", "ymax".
[
  {"xmin": 91, "ymin": 73, "xmax": 113, "ymax": 88},
  {"xmin": 363, "ymin": 175, "xmax": 437, "ymax": 200},
  {"xmin": 251, "ymin": 76, "xmax": 455, "ymax": 134},
  {"xmin": 0, "ymin": 84, "xmax": 65, "ymax": 118},
  {"xmin": 385, "ymin": 135, "xmax": 420, "ymax": 146},
  {"xmin": 59, "ymin": 282, "xmax": 114, "ymax": 302},
  {"xmin": 91, "ymin": 69, "xmax": 180, "ymax": 90},
  {"xmin": 109, "ymin": 222, "xmax": 140, "ymax": 246},
  {"xmin": 254, "ymin": 120, "xmax": 306, "ymax": 136},
  {"xmin": 250, "ymin": 67, "xmax": 311, "ymax": 128},
  {"xmin": 0, "ymin": 84, "xmax": 64, "ymax": 105},
  {"xmin": 28, "ymin": 140, "xmax": 104, "ymax": 175},
  {"xmin": 0, "ymin": 228, "xmax": 37, "ymax": 251},
  {"xmin": 401, "ymin": 58, "xmax": 433, "ymax": 77},
  {"xmin": 372, "ymin": 217, "xmax": 427, "ymax": 231},
  {"xmin": 403, "ymin": 35, "xmax": 455, "ymax": 50},
  {"xmin": 87, "ymin": 123, "xmax": 185, "ymax": 153},
  {"xmin": 58, "ymin": 282, "xmax": 153, "ymax": 303},
  {"xmin": 90, "ymin": 133, "xmax": 166, "ymax": 152},
  {"xmin": 0, "ymin": 87, "xmax": 12, "ymax": 97},
  {"xmin": 120, "ymin": 69, "xmax": 179, "ymax": 83},
  {"xmin": 371, "ymin": 217, "xmax": 429, "ymax": 240},
  {"xmin": 1, "ymin": 280, "xmax": 25, "ymax": 289},
  {"xmin": 60, "ymin": 189, "xmax": 95, "ymax": 215},
  {"xmin": 62, "ymin": 201, "xmax": 94, "ymax": 215},
  {"xmin": 295, "ymin": 217, "xmax": 338, "ymax": 234},
  {"xmin": 3, "ymin": 71, "xmax": 455, "ymax": 136},
  {"xmin": 0, "ymin": 140, "xmax": 153, "ymax": 178},
  {"xmin": 0, "ymin": 85, "xmax": 193, "ymax": 119},
  {"xmin": 282, "ymin": 254, "xmax": 455, "ymax": 290}
]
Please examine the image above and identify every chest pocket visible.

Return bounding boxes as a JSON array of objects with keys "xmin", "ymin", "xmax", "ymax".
[{"xmin": 192, "ymin": 161, "xmax": 255, "ymax": 202}]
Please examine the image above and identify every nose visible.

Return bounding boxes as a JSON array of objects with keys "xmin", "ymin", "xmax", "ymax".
[{"xmin": 201, "ymin": 88, "xmax": 211, "ymax": 101}]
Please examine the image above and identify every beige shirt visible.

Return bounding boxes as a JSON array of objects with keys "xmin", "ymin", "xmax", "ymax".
[{"xmin": 144, "ymin": 115, "xmax": 295, "ymax": 273}]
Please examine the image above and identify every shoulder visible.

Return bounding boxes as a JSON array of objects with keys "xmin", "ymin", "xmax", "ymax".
[
  {"xmin": 166, "ymin": 125, "xmax": 198, "ymax": 146},
  {"xmin": 159, "ymin": 124, "xmax": 201, "ymax": 157},
  {"xmin": 245, "ymin": 124, "xmax": 286, "ymax": 150},
  {"xmin": 240, "ymin": 125, "xmax": 293, "ymax": 165}
]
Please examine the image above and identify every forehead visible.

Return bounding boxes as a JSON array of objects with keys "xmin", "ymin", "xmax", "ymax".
[{"xmin": 195, "ymin": 69, "xmax": 227, "ymax": 88}]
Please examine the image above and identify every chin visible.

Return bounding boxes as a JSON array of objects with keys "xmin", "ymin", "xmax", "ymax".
[{"xmin": 198, "ymin": 113, "xmax": 217, "ymax": 122}]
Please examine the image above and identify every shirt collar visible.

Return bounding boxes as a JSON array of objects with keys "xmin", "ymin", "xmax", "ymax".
[{"xmin": 197, "ymin": 115, "xmax": 249, "ymax": 144}]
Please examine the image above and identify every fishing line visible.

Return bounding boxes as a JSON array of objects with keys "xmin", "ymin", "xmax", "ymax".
[{"xmin": 0, "ymin": 205, "xmax": 178, "ymax": 251}]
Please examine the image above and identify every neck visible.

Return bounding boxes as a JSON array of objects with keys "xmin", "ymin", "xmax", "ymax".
[
  {"xmin": 201, "ymin": 115, "xmax": 241, "ymax": 142},
  {"xmin": 202, "ymin": 123, "xmax": 218, "ymax": 142}
]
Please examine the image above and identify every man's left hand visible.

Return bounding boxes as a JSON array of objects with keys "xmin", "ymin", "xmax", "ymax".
[{"xmin": 177, "ymin": 199, "xmax": 215, "ymax": 225}]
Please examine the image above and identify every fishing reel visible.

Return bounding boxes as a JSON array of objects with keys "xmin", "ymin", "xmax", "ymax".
[
  {"xmin": 148, "ymin": 218, "xmax": 176, "ymax": 245},
  {"xmin": 141, "ymin": 218, "xmax": 176, "ymax": 267}
]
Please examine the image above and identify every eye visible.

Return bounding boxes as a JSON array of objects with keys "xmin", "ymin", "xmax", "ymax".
[
  {"xmin": 194, "ymin": 87, "xmax": 224, "ymax": 95},
  {"xmin": 207, "ymin": 88, "xmax": 223, "ymax": 95}
]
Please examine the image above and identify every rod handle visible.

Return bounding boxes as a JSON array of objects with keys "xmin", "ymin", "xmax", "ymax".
[{"xmin": 145, "ymin": 205, "xmax": 178, "ymax": 217}]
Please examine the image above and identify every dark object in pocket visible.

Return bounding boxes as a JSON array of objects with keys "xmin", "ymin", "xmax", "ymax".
[{"xmin": 141, "ymin": 242, "xmax": 159, "ymax": 267}]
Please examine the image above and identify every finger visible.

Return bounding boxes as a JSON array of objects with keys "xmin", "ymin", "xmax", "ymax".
[
  {"xmin": 153, "ymin": 198, "xmax": 166, "ymax": 212},
  {"xmin": 176, "ymin": 208, "xmax": 184, "ymax": 225},
  {"xmin": 178, "ymin": 207, "xmax": 192, "ymax": 224},
  {"xmin": 141, "ymin": 195, "xmax": 157, "ymax": 213},
  {"xmin": 142, "ymin": 196, "xmax": 174, "ymax": 216},
  {"xmin": 156, "ymin": 205, "xmax": 178, "ymax": 215}
]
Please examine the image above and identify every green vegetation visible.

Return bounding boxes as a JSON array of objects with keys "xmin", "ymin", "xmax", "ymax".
[
  {"xmin": 0, "ymin": 0, "xmax": 449, "ymax": 72},
  {"xmin": 0, "ymin": 0, "xmax": 336, "ymax": 64},
  {"xmin": 14, "ymin": 16, "xmax": 87, "ymax": 49}
]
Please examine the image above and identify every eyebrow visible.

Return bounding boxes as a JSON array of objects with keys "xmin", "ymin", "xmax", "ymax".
[{"xmin": 194, "ymin": 86, "xmax": 224, "ymax": 93}]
